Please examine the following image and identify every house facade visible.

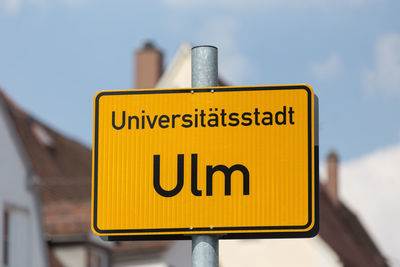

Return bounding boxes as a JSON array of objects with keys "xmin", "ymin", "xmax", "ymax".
[{"xmin": 0, "ymin": 93, "xmax": 48, "ymax": 267}]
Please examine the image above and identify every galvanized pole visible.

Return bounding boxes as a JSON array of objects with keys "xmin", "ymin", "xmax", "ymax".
[{"xmin": 191, "ymin": 45, "xmax": 219, "ymax": 267}]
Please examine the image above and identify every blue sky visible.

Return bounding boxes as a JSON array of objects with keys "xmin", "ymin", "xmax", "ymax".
[{"xmin": 1, "ymin": 0, "xmax": 400, "ymax": 163}]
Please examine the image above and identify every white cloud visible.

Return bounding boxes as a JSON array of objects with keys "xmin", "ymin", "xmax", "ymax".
[
  {"xmin": 0, "ymin": 0, "xmax": 22, "ymax": 16},
  {"xmin": 363, "ymin": 33, "xmax": 400, "ymax": 96},
  {"xmin": 311, "ymin": 55, "xmax": 343, "ymax": 80},
  {"xmin": 0, "ymin": 0, "xmax": 86, "ymax": 16},
  {"xmin": 340, "ymin": 143, "xmax": 400, "ymax": 266},
  {"xmin": 196, "ymin": 17, "xmax": 254, "ymax": 84}
]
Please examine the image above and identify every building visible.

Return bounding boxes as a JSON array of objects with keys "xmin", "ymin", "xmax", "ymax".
[
  {"xmin": 0, "ymin": 41, "xmax": 389, "ymax": 267},
  {"xmin": 0, "ymin": 91, "xmax": 48, "ymax": 267},
  {"xmin": 144, "ymin": 42, "xmax": 389, "ymax": 267},
  {"xmin": 0, "ymin": 88, "xmax": 191, "ymax": 267}
]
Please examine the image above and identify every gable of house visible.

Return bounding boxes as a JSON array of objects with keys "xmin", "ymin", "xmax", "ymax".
[
  {"xmin": 0, "ymin": 89, "xmax": 175, "ymax": 267},
  {"xmin": 0, "ymin": 90, "xmax": 49, "ymax": 267}
]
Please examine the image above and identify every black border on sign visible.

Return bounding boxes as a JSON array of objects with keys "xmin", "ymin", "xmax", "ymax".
[{"xmin": 92, "ymin": 85, "xmax": 319, "ymax": 240}]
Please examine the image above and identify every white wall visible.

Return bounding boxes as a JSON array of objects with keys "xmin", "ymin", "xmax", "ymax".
[
  {"xmin": 0, "ymin": 103, "xmax": 48, "ymax": 267},
  {"xmin": 53, "ymin": 246, "xmax": 87, "ymax": 267},
  {"xmin": 219, "ymin": 236, "xmax": 342, "ymax": 267},
  {"xmin": 156, "ymin": 43, "xmax": 191, "ymax": 89},
  {"xmin": 8, "ymin": 207, "xmax": 29, "ymax": 267}
]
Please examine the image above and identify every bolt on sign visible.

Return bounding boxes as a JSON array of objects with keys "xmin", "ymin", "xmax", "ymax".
[{"xmin": 91, "ymin": 85, "xmax": 319, "ymax": 240}]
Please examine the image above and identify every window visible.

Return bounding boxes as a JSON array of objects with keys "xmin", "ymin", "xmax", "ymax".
[
  {"xmin": 2, "ymin": 209, "xmax": 9, "ymax": 266},
  {"xmin": 2, "ymin": 206, "xmax": 29, "ymax": 266}
]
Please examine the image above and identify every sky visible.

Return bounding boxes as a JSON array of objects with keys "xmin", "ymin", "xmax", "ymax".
[
  {"xmin": 1, "ymin": 0, "xmax": 400, "ymax": 161},
  {"xmin": 1, "ymin": 0, "xmax": 399, "ymax": 265}
]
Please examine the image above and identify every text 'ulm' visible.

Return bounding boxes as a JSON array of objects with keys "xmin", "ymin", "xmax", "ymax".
[{"xmin": 153, "ymin": 154, "xmax": 250, "ymax": 197}]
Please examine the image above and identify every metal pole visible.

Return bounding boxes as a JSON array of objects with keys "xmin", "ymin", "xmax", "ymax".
[
  {"xmin": 191, "ymin": 45, "xmax": 219, "ymax": 267},
  {"xmin": 192, "ymin": 46, "xmax": 218, "ymax": 88}
]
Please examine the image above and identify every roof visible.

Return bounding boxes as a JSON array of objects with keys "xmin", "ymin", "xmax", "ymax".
[{"xmin": 319, "ymin": 184, "xmax": 388, "ymax": 267}]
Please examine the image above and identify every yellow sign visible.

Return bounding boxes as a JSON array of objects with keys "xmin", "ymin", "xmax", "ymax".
[{"xmin": 92, "ymin": 85, "xmax": 318, "ymax": 239}]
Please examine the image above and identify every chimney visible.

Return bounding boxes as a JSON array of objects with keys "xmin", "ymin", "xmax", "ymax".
[
  {"xmin": 135, "ymin": 42, "xmax": 163, "ymax": 89},
  {"xmin": 326, "ymin": 151, "xmax": 339, "ymax": 206}
]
